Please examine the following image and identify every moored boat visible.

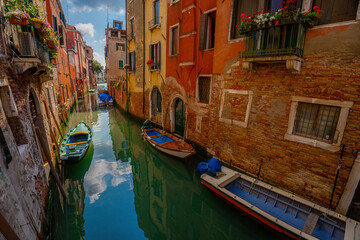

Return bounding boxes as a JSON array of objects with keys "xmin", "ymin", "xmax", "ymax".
[
  {"xmin": 201, "ymin": 166, "xmax": 360, "ymax": 240},
  {"xmin": 141, "ymin": 121, "xmax": 196, "ymax": 159},
  {"xmin": 60, "ymin": 122, "xmax": 92, "ymax": 162}
]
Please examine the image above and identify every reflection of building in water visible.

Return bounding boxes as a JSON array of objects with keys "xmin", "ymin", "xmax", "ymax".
[
  {"xmin": 131, "ymin": 142, "xmax": 274, "ymax": 239},
  {"xmin": 109, "ymin": 109, "xmax": 132, "ymax": 162}
]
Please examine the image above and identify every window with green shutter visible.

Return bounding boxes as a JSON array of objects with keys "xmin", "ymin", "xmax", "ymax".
[{"xmin": 119, "ymin": 60, "xmax": 123, "ymax": 68}]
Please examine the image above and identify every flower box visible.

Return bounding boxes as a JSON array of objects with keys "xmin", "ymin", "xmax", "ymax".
[
  {"xmin": 47, "ymin": 40, "xmax": 57, "ymax": 49},
  {"xmin": 9, "ymin": 17, "xmax": 28, "ymax": 25},
  {"xmin": 33, "ymin": 21, "xmax": 42, "ymax": 29}
]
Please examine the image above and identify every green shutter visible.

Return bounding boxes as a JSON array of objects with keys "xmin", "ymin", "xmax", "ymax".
[
  {"xmin": 133, "ymin": 52, "xmax": 136, "ymax": 71},
  {"xmin": 116, "ymin": 43, "xmax": 119, "ymax": 51},
  {"xmin": 119, "ymin": 60, "xmax": 123, "ymax": 68},
  {"xmin": 128, "ymin": 52, "xmax": 132, "ymax": 68},
  {"xmin": 158, "ymin": 42, "xmax": 161, "ymax": 70}
]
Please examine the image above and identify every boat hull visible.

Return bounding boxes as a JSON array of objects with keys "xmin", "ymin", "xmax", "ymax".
[
  {"xmin": 144, "ymin": 137, "xmax": 194, "ymax": 158},
  {"xmin": 201, "ymin": 166, "xmax": 356, "ymax": 240}
]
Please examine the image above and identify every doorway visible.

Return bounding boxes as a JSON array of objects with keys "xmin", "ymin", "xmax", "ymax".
[{"xmin": 174, "ymin": 98, "xmax": 185, "ymax": 136}]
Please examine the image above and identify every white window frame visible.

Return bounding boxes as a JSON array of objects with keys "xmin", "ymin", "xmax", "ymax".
[
  {"xmin": 219, "ymin": 89, "xmax": 253, "ymax": 128},
  {"xmin": 284, "ymin": 96, "xmax": 353, "ymax": 152},
  {"xmin": 196, "ymin": 75, "xmax": 212, "ymax": 106},
  {"xmin": 169, "ymin": 23, "xmax": 179, "ymax": 56}
]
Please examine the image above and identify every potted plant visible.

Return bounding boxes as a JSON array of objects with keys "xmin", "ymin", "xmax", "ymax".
[
  {"xmin": 299, "ymin": 6, "xmax": 324, "ymax": 28},
  {"xmin": 124, "ymin": 64, "xmax": 130, "ymax": 70},
  {"xmin": 147, "ymin": 59, "xmax": 154, "ymax": 67},
  {"xmin": 5, "ymin": 10, "xmax": 30, "ymax": 25},
  {"xmin": 31, "ymin": 17, "xmax": 43, "ymax": 29}
]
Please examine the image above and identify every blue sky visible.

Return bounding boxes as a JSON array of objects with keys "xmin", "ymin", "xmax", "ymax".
[{"xmin": 60, "ymin": 0, "xmax": 126, "ymax": 66}]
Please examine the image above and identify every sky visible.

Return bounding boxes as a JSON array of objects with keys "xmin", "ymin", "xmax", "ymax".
[{"xmin": 60, "ymin": 0, "xmax": 126, "ymax": 67}]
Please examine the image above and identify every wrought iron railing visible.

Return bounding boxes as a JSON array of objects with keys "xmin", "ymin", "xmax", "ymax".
[
  {"xmin": 148, "ymin": 17, "xmax": 161, "ymax": 30},
  {"xmin": 240, "ymin": 22, "xmax": 306, "ymax": 58}
]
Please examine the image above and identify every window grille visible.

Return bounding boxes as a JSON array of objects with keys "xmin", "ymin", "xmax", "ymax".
[
  {"xmin": 293, "ymin": 102, "xmax": 341, "ymax": 143},
  {"xmin": 198, "ymin": 77, "xmax": 211, "ymax": 104}
]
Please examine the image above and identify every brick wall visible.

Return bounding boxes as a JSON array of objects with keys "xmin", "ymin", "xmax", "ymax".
[{"xmin": 186, "ymin": 53, "xmax": 360, "ymax": 208}]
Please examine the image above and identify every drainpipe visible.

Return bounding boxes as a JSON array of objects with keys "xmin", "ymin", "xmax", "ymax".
[{"xmin": 142, "ymin": 0, "xmax": 146, "ymax": 120}]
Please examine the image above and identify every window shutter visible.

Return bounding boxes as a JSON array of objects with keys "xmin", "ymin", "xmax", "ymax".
[
  {"xmin": 119, "ymin": 60, "xmax": 123, "ymax": 68},
  {"xmin": 158, "ymin": 42, "xmax": 161, "ymax": 70},
  {"xmin": 133, "ymin": 52, "xmax": 136, "ymax": 71},
  {"xmin": 128, "ymin": 52, "xmax": 131, "ymax": 68},
  {"xmin": 116, "ymin": 43, "xmax": 118, "ymax": 51},
  {"xmin": 199, "ymin": 14, "xmax": 208, "ymax": 50}
]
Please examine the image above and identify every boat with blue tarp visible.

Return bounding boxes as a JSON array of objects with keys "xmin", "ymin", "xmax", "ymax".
[
  {"xmin": 141, "ymin": 120, "xmax": 196, "ymax": 159},
  {"xmin": 201, "ymin": 163, "xmax": 360, "ymax": 240},
  {"xmin": 60, "ymin": 122, "xmax": 92, "ymax": 162}
]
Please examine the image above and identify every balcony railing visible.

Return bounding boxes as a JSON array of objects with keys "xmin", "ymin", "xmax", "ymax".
[
  {"xmin": 148, "ymin": 17, "xmax": 161, "ymax": 30},
  {"xmin": 240, "ymin": 22, "xmax": 306, "ymax": 59},
  {"xmin": 7, "ymin": 20, "xmax": 51, "ymax": 65}
]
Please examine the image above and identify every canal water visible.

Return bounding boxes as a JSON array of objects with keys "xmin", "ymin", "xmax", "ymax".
[{"xmin": 51, "ymin": 94, "xmax": 280, "ymax": 240}]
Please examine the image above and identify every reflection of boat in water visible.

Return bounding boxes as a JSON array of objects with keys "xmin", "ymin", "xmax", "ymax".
[
  {"xmin": 60, "ymin": 122, "xmax": 92, "ymax": 162},
  {"xmin": 201, "ymin": 166, "xmax": 360, "ymax": 240},
  {"xmin": 141, "ymin": 121, "xmax": 196, "ymax": 159}
]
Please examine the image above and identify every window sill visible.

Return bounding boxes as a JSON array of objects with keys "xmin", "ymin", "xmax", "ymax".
[
  {"xmin": 149, "ymin": 68, "xmax": 160, "ymax": 72},
  {"xmin": 202, "ymin": 48, "xmax": 214, "ymax": 51},
  {"xmin": 170, "ymin": 0, "xmax": 180, "ymax": 6},
  {"xmin": 169, "ymin": 54, "xmax": 178, "ymax": 57},
  {"xmin": 284, "ymin": 133, "xmax": 340, "ymax": 152}
]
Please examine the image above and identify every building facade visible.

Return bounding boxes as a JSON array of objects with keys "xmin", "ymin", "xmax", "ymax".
[
  {"xmin": 121, "ymin": 0, "xmax": 360, "ymax": 220},
  {"xmin": 85, "ymin": 45, "xmax": 94, "ymax": 90},
  {"xmin": 105, "ymin": 20, "xmax": 127, "ymax": 100}
]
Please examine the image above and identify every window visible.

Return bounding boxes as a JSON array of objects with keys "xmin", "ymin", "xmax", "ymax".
[
  {"xmin": 149, "ymin": 42, "xmax": 161, "ymax": 70},
  {"xmin": 170, "ymin": 25, "xmax": 179, "ymax": 56},
  {"xmin": 197, "ymin": 76, "xmax": 211, "ymax": 104},
  {"xmin": 293, "ymin": 103, "xmax": 340, "ymax": 142},
  {"xmin": 230, "ymin": 1, "xmax": 258, "ymax": 39},
  {"xmin": 52, "ymin": 15, "xmax": 58, "ymax": 33},
  {"xmin": 154, "ymin": 0, "xmax": 160, "ymax": 24},
  {"xmin": 313, "ymin": 0, "xmax": 359, "ymax": 25},
  {"xmin": 128, "ymin": 51, "xmax": 135, "ymax": 72},
  {"xmin": 114, "ymin": 21, "xmax": 122, "ymax": 29},
  {"xmin": 118, "ymin": 60, "xmax": 123, "ymax": 68},
  {"xmin": 116, "ymin": 43, "xmax": 125, "ymax": 51},
  {"xmin": 285, "ymin": 97, "xmax": 353, "ymax": 152},
  {"xmin": 59, "ymin": 25, "xmax": 64, "ymax": 46},
  {"xmin": 199, "ymin": 11, "xmax": 216, "ymax": 50},
  {"xmin": 130, "ymin": 19, "xmax": 134, "ymax": 39}
]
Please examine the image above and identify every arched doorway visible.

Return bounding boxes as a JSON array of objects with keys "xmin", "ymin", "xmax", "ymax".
[
  {"xmin": 173, "ymin": 98, "xmax": 185, "ymax": 136},
  {"xmin": 150, "ymin": 87, "xmax": 162, "ymax": 123}
]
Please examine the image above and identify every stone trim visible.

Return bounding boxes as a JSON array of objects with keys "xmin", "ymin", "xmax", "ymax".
[
  {"xmin": 284, "ymin": 97, "xmax": 353, "ymax": 152},
  {"xmin": 182, "ymin": 4, "xmax": 196, "ymax": 13},
  {"xmin": 179, "ymin": 31, "xmax": 196, "ymax": 39},
  {"xmin": 219, "ymin": 89, "xmax": 253, "ymax": 128},
  {"xmin": 203, "ymin": 7, "xmax": 216, "ymax": 15},
  {"xmin": 179, "ymin": 61, "xmax": 195, "ymax": 66}
]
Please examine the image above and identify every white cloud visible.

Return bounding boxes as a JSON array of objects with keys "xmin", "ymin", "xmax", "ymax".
[
  {"xmin": 75, "ymin": 23, "xmax": 95, "ymax": 38},
  {"xmin": 68, "ymin": 0, "xmax": 125, "ymax": 13},
  {"xmin": 93, "ymin": 52, "xmax": 105, "ymax": 67},
  {"xmin": 100, "ymin": 38, "xmax": 106, "ymax": 43}
]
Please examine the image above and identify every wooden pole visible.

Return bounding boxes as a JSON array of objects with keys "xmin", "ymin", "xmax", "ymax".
[
  {"xmin": 0, "ymin": 210, "xmax": 21, "ymax": 240},
  {"xmin": 44, "ymin": 100, "xmax": 63, "ymax": 139},
  {"xmin": 35, "ymin": 127, "xmax": 67, "ymax": 200}
]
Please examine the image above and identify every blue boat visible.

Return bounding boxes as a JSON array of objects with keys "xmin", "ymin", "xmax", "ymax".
[{"xmin": 201, "ymin": 166, "xmax": 360, "ymax": 240}]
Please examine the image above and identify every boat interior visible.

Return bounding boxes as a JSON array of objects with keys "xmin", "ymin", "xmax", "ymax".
[
  {"xmin": 223, "ymin": 175, "xmax": 345, "ymax": 240},
  {"xmin": 67, "ymin": 133, "xmax": 89, "ymax": 145}
]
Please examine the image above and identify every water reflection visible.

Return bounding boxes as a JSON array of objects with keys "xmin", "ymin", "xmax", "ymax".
[{"xmin": 52, "ymin": 97, "xmax": 279, "ymax": 240}]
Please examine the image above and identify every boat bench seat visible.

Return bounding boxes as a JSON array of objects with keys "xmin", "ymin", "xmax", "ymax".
[{"xmin": 302, "ymin": 212, "xmax": 321, "ymax": 235}]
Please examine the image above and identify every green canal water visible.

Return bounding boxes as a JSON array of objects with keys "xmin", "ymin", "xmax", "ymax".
[{"xmin": 51, "ymin": 94, "xmax": 280, "ymax": 240}]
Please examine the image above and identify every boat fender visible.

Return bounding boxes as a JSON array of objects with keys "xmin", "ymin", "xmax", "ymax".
[{"xmin": 196, "ymin": 162, "xmax": 209, "ymax": 175}]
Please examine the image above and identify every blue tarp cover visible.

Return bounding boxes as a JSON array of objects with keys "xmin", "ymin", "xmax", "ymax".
[
  {"xmin": 208, "ymin": 157, "xmax": 221, "ymax": 174},
  {"xmin": 152, "ymin": 135, "xmax": 174, "ymax": 144},
  {"xmin": 99, "ymin": 93, "xmax": 113, "ymax": 102},
  {"xmin": 146, "ymin": 129, "xmax": 161, "ymax": 137}
]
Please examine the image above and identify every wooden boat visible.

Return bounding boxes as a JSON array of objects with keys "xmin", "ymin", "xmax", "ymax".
[
  {"xmin": 60, "ymin": 122, "xmax": 92, "ymax": 162},
  {"xmin": 142, "ymin": 128, "xmax": 196, "ymax": 159},
  {"xmin": 201, "ymin": 166, "xmax": 360, "ymax": 240}
]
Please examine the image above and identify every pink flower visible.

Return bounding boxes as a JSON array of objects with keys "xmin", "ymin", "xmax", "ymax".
[
  {"xmin": 241, "ymin": 13, "xmax": 246, "ymax": 17},
  {"xmin": 313, "ymin": 6, "xmax": 320, "ymax": 10}
]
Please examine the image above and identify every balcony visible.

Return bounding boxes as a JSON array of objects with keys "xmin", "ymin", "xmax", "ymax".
[
  {"xmin": 239, "ymin": 22, "xmax": 306, "ymax": 71},
  {"xmin": 148, "ymin": 17, "xmax": 161, "ymax": 30},
  {"xmin": 6, "ymin": 20, "xmax": 52, "ymax": 75}
]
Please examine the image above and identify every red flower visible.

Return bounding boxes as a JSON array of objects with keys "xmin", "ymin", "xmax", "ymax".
[
  {"xmin": 284, "ymin": 6, "xmax": 288, "ymax": 9},
  {"xmin": 280, "ymin": 1, "xmax": 285, "ymax": 6},
  {"xmin": 313, "ymin": 6, "xmax": 320, "ymax": 10},
  {"xmin": 302, "ymin": 8, "xmax": 305, "ymax": 11},
  {"xmin": 147, "ymin": 59, "xmax": 154, "ymax": 65},
  {"xmin": 248, "ymin": 18, "xmax": 251, "ymax": 22}
]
